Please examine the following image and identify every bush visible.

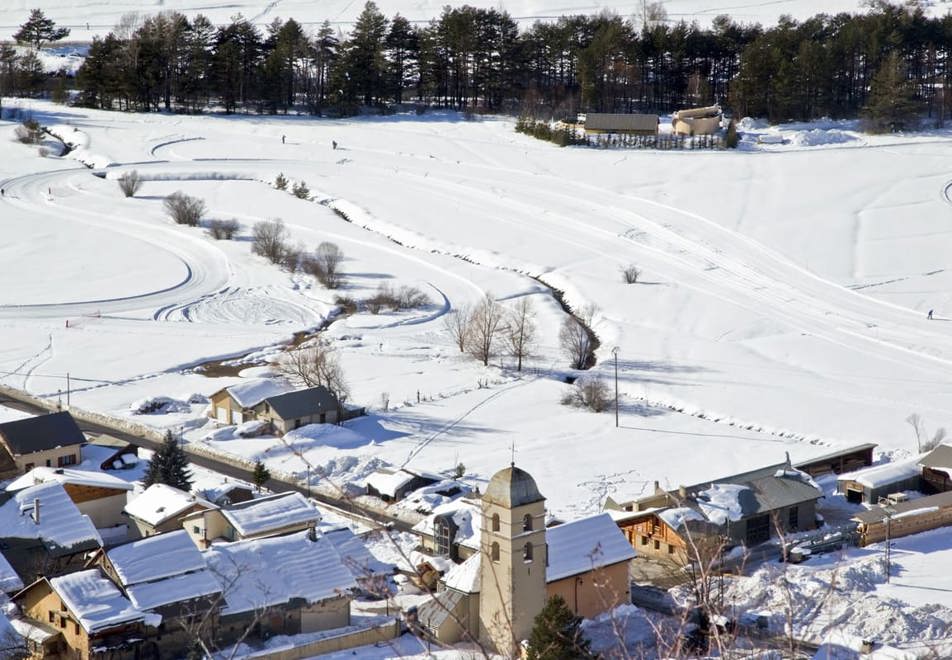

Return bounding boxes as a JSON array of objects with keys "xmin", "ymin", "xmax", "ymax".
[
  {"xmin": 164, "ymin": 191, "xmax": 206, "ymax": 226},
  {"xmin": 315, "ymin": 242, "xmax": 344, "ymax": 288},
  {"xmin": 117, "ymin": 170, "xmax": 142, "ymax": 198},
  {"xmin": 365, "ymin": 284, "xmax": 429, "ymax": 313},
  {"xmin": 274, "ymin": 172, "xmax": 288, "ymax": 190},
  {"xmin": 291, "ymin": 180, "xmax": 310, "ymax": 199},
  {"xmin": 15, "ymin": 119, "xmax": 41, "ymax": 144},
  {"xmin": 333, "ymin": 295, "xmax": 358, "ymax": 314},
  {"xmin": 251, "ymin": 219, "xmax": 288, "ymax": 264},
  {"xmin": 208, "ymin": 218, "xmax": 240, "ymax": 240},
  {"xmin": 621, "ymin": 264, "xmax": 641, "ymax": 284},
  {"xmin": 282, "ymin": 243, "xmax": 304, "ymax": 272},
  {"xmin": 561, "ymin": 376, "xmax": 611, "ymax": 412},
  {"xmin": 725, "ymin": 119, "xmax": 739, "ymax": 149}
]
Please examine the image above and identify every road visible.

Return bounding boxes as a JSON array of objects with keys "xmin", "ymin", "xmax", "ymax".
[{"xmin": 0, "ymin": 393, "xmax": 415, "ymax": 533}]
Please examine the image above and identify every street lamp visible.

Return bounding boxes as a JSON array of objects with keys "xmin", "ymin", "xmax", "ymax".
[
  {"xmin": 611, "ymin": 347, "xmax": 619, "ymax": 428},
  {"xmin": 878, "ymin": 498, "xmax": 896, "ymax": 583}
]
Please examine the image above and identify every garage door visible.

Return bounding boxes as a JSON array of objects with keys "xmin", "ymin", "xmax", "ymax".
[
  {"xmin": 216, "ymin": 407, "xmax": 229, "ymax": 423},
  {"xmin": 232, "ymin": 410, "xmax": 244, "ymax": 425}
]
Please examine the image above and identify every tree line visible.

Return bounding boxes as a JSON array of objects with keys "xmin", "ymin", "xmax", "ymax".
[{"xmin": 0, "ymin": 2, "xmax": 943, "ymax": 127}]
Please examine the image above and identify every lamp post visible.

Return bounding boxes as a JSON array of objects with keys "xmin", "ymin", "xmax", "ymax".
[
  {"xmin": 611, "ymin": 347, "xmax": 619, "ymax": 428},
  {"xmin": 305, "ymin": 465, "xmax": 311, "ymax": 498},
  {"xmin": 878, "ymin": 498, "xmax": 896, "ymax": 583}
]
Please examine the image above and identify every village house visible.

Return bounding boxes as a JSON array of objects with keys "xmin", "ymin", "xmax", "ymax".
[
  {"xmin": 0, "ymin": 482, "xmax": 102, "ymax": 583},
  {"xmin": 123, "ymin": 484, "xmax": 215, "ymax": 539},
  {"xmin": 252, "ymin": 385, "xmax": 343, "ymax": 433},
  {"xmin": 182, "ymin": 491, "xmax": 320, "ymax": 549},
  {"xmin": 671, "ymin": 105, "xmax": 723, "ymax": 135},
  {"xmin": 204, "ymin": 529, "xmax": 358, "ymax": 641},
  {"xmin": 836, "ymin": 458, "xmax": 922, "ymax": 505},
  {"xmin": 0, "ymin": 412, "xmax": 85, "ymax": 475},
  {"xmin": 208, "ymin": 378, "xmax": 291, "ymax": 426},
  {"xmin": 416, "ymin": 465, "xmax": 634, "ymax": 655},
  {"xmin": 12, "ymin": 569, "xmax": 158, "ymax": 660},
  {"xmin": 92, "ymin": 530, "xmax": 222, "ymax": 657},
  {"xmin": 608, "ymin": 458, "xmax": 823, "ymax": 557},
  {"xmin": 583, "ymin": 113, "xmax": 659, "ymax": 135},
  {"xmin": 918, "ymin": 443, "xmax": 952, "ymax": 494},
  {"xmin": 411, "ymin": 496, "xmax": 481, "ymax": 563},
  {"xmin": 7, "ymin": 467, "xmax": 133, "ymax": 531}
]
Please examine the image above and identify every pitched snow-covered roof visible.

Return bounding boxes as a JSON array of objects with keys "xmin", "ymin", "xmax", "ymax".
[
  {"xmin": 221, "ymin": 491, "xmax": 319, "ymax": 537},
  {"xmin": 224, "ymin": 378, "xmax": 293, "ymax": 409},
  {"xmin": 658, "ymin": 507, "xmax": 705, "ymax": 530},
  {"xmin": 840, "ymin": 459, "xmax": 921, "ymax": 490},
  {"xmin": 124, "ymin": 484, "xmax": 213, "ymax": 527},
  {"xmin": 107, "ymin": 530, "xmax": 205, "ymax": 586},
  {"xmin": 50, "ymin": 569, "xmax": 156, "ymax": 634},
  {"xmin": 0, "ymin": 550, "xmax": 23, "ymax": 593},
  {"xmin": 204, "ymin": 530, "xmax": 357, "ymax": 615},
  {"xmin": 695, "ymin": 483, "xmax": 748, "ymax": 525},
  {"xmin": 442, "ymin": 553, "xmax": 480, "ymax": 594},
  {"xmin": 7, "ymin": 467, "xmax": 134, "ymax": 493},
  {"xmin": 412, "ymin": 498, "xmax": 481, "ymax": 550},
  {"xmin": 0, "ymin": 482, "xmax": 101, "ymax": 552},
  {"xmin": 323, "ymin": 527, "xmax": 395, "ymax": 579},
  {"xmin": 364, "ymin": 469, "xmax": 417, "ymax": 498},
  {"xmin": 546, "ymin": 513, "xmax": 636, "ymax": 583},
  {"xmin": 125, "ymin": 569, "xmax": 222, "ymax": 612}
]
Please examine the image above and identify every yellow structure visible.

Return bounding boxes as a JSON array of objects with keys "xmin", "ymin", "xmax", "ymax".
[
  {"xmin": 671, "ymin": 105, "xmax": 723, "ymax": 136},
  {"xmin": 478, "ymin": 465, "xmax": 547, "ymax": 656}
]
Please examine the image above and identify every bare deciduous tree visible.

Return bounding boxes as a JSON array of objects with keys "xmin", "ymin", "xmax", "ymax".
[
  {"xmin": 443, "ymin": 306, "xmax": 472, "ymax": 352},
  {"xmin": 117, "ymin": 169, "xmax": 142, "ymax": 197},
  {"xmin": 280, "ymin": 340, "xmax": 349, "ymax": 399},
  {"xmin": 506, "ymin": 297, "xmax": 536, "ymax": 371},
  {"xmin": 251, "ymin": 218, "xmax": 288, "ymax": 264},
  {"xmin": 468, "ymin": 294, "xmax": 504, "ymax": 366},
  {"xmin": 560, "ymin": 317, "xmax": 595, "ymax": 370},
  {"xmin": 621, "ymin": 264, "xmax": 641, "ymax": 284},
  {"xmin": 314, "ymin": 241, "xmax": 344, "ymax": 288},
  {"xmin": 164, "ymin": 191, "xmax": 206, "ymax": 226},
  {"xmin": 208, "ymin": 218, "xmax": 239, "ymax": 240}
]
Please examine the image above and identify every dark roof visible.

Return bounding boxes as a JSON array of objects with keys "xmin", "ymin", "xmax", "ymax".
[
  {"xmin": 794, "ymin": 443, "xmax": 877, "ymax": 469},
  {"xmin": 0, "ymin": 412, "xmax": 85, "ymax": 456},
  {"xmin": 585, "ymin": 113, "xmax": 658, "ymax": 132},
  {"xmin": 484, "ymin": 465, "xmax": 544, "ymax": 508},
  {"xmin": 852, "ymin": 490, "xmax": 952, "ymax": 524},
  {"xmin": 262, "ymin": 386, "xmax": 339, "ymax": 420},
  {"xmin": 919, "ymin": 443, "xmax": 952, "ymax": 469}
]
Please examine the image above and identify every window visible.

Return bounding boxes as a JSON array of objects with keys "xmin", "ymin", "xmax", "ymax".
[
  {"xmin": 788, "ymin": 507, "xmax": 799, "ymax": 530},
  {"xmin": 192, "ymin": 526, "xmax": 201, "ymax": 534},
  {"xmin": 45, "ymin": 460, "xmax": 51, "ymax": 467},
  {"xmin": 294, "ymin": 419, "xmax": 302, "ymax": 429},
  {"xmin": 523, "ymin": 513, "xmax": 533, "ymax": 532},
  {"xmin": 57, "ymin": 454, "xmax": 77, "ymax": 467},
  {"xmin": 74, "ymin": 623, "xmax": 80, "ymax": 635},
  {"xmin": 523, "ymin": 542, "xmax": 533, "ymax": 562},
  {"xmin": 654, "ymin": 540, "xmax": 660, "ymax": 550},
  {"xmin": 48, "ymin": 612, "xmax": 54, "ymax": 623},
  {"xmin": 640, "ymin": 535, "xmax": 648, "ymax": 546},
  {"xmin": 668, "ymin": 544, "xmax": 675, "ymax": 554},
  {"xmin": 320, "ymin": 413, "xmax": 326, "ymax": 424},
  {"xmin": 492, "ymin": 513, "xmax": 500, "ymax": 532},
  {"xmin": 60, "ymin": 617, "xmax": 66, "ymax": 629},
  {"xmin": 491, "ymin": 542, "xmax": 500, "ymax": 562},
  {"xmin": 24, "ymin": 464, "xmax": 33, "ymax": 471},
  {"xmin": 435, "ymin": 519, "xmax": 453, "ymax": 557}
]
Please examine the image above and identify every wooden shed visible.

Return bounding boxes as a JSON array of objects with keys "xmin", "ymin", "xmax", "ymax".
[
  {"xmin": 918, "ymin": 443, "xmax": 952, "ymax": 494},
  {"xmin": 836, "ymin": 459, "xmax": 922, "ymax": 505},
  {"xmin": 794, "ymin": 443, "xmax": 876, "ymax": 477},
  {"xmin": 852, "ymin": 490, "xmax": 952, "ymax": 546},
  {"xmin": 584, "ymin": 113, "xmax": 659, "ymax": 135}
]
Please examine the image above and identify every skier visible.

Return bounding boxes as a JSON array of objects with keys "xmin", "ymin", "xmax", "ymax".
[
  {"xmin": 281, "ymin": 135, "xmax": 286, "ymax": 144},
  {"xmin": 332, "ymin": 140, "xmax": 337, "ymax": 150},
  {"xmin": 928, "ymin": 309, "xmax": 934, "ymax": 320}
]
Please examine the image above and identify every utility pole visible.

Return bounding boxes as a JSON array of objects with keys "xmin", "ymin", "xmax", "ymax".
[
  {"xmin": 612, "ymin": 347, "xmax": 619, "ymax": 427},
  {"xmin": 879, "ymin": 498, "xmax": 895, "ymax": 583},
  {"xmin": 305, "ymin": 465, "xmax": 311, "ymax": 498},
  {"xmin": 66, "ymin": 372, "xmax": 70, "ymax": 408}
]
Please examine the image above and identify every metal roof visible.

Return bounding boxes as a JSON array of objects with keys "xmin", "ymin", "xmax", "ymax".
[
  {"xmin": 919, "ymin": 443, "xmax": 952, "ymax": 469},
  {"xmin": 852, "ymin": 490, "xmax": 952, "ymax": 524},
  {"xmin": 484, "ymin": 465, "xmax": 544, "ymax": 508},
  {"xmin": 263, "ymin": 386, "xmax": 339, "ymax": 420},
  {"xmin": 0, "ymin": 412, "xmax": 84, "ymax": 456},
  {"xmin": 584, "ymin": 113, "xmax": 658, "ymax": 132}
]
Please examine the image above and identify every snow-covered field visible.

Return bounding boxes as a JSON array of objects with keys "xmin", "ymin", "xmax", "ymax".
[{"xmin": 0, "ymin": 0, "xmax": 922, "ymax": 42}]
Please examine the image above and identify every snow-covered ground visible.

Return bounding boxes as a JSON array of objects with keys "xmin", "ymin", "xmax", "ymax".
[{"xmin": 0, "ymin": 0, "xmax": 921, "ymax": 43}]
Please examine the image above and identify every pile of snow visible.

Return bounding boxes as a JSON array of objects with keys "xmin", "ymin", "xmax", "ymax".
[
  {"xmin": 235, "ymin": 419, "xmax": 267, "ymax": 437},
  {"xmin": 785, "ymin": 128, "xmax": 858, "ymax": 147},
  {"xmin": 582, "ymin": 604, "xmax": 657, "ymax": 656},
  {"xmin": 130, "ymin": 396, "xmax": 192, "ymax": 415},
  {"xmin": 658, "ymin": 506, "xmax": 705, "ymax": 530},
  {"xmin": 695, "ymin": 483, "xmax": 748, "ymax": 525},
  {"xmin": 45, "ymin": 125, "xmax": 114, "ymax": 168}
]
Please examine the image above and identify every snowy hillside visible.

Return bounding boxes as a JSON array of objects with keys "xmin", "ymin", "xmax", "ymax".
[
  {"xmin": 0, "ymin": 0, "xmax": 916, "ymax": 42},
  {"xmin": 3, "ymin": 100, "xmax": 952, "ymax": 522}
]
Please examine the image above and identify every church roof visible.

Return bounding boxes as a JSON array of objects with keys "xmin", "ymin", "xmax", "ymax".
[{"xmin": 483, "ymin": 465, "xmax": 544, "ymax": 508}]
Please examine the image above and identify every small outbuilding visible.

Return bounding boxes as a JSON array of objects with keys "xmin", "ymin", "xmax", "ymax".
[
  {"xmin": 584, "ymin": 113, "xmax": 659, "ymax": 135},
  {"xmin": 836, "ymin": 459, "xmax": 922, "ymax": 505},
  {"xmin": 918, "ymin": 443, "xmax": 952, "ymax": 494},
  {"xmin": 852, "ymin": 490, "xmax": 952, "ymax": 546},
  {"xmin": 671, "ymin": 105, "xmax": 722, "ymax": 136}
]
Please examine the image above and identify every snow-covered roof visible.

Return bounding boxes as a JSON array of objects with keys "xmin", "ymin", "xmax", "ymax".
[
  {"xmin": 412, "ymin": 498, "xmax": 481, "ymax": 550},
  {"xmin": 50, "ymin": 570, "xmax": 156, "ymax": 634},
  {"xmin": 0, "ymin": 482, "xmax": 101, "ymax": 551},
  {"xmin": 657, "ymin": 507, "xmax": 705, "ymax": 530},
  {"xmin": 7, "ymin": 467, "xmax": 134, "ymax": 493},
  {"xmin": 323, "ymin": 527, "xmax": 395, "ymax": 579},
  {"xmin": 204, "ymin": 530, "xmax": 357, "ymax": 615},
  {"xmin": 0, "ymin": 551, "xmax": 23, "ymax": 594},
  {"xmin": 221, "ymin": 491, "xmax": 319, "ymax": 538},
  {"xmin": 107, "ymin": 530, "xmax": 205, "ymax": 586},
  {"xmin": 840, "ymin": 459, "xmax": 921, "ymax": 490},
  {"xmin": 364, "ymin": 469, "xmax": 417, "ymax": 498},
  {"xmin": 695, "ymin": 483, "xmax": 748, "ymax": 525},
  {"xmin": 125, "ymin": 569, "xmax": 222, "ymax": 612},
  {"xmin": 442, "ymin": 553, "xmax": 480, "ymax": 594},
  {"xmin": 124, "ymin": 484, "xmax": 213, "ymax": 527},
  {"xmin": 546, "ymin": 513, "xmax": 636, "ymax": 582},
  {"xmin": 224, "ymin": 378, "xmax": 292, "ymax": 409}
]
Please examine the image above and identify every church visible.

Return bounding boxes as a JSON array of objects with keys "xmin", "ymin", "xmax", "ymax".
[{"xmin": 416, "ymin": 464, "xmax": 636, "ymax": 656}]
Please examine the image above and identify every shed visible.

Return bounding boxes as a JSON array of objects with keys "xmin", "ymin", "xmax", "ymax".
[
  {"xmin": 584, "ymin": 113, "xmax": 659, "ymax": 135},
  {"xmin": 794, "ymin": 443, "xmax": 876, "ymax": 476},
  {"xmin": 852, "ymin": 490, "xmax": 952, "ymax": 546},
  {"xmin": 836, "ymin": 459, "xmax": 922, "ymax": 505},
  {"xmin": 671, "ymin": 105, "xmax": 722, "ymax": 136},
  {"xmin": 365, "ymin": 468, "xmax": 439, "ymax": 503},
  {"xmin": 919, "ymin": 443, "xmax": 952, "ymax": 494}
]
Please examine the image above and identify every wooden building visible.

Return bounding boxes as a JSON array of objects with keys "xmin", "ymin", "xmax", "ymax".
[
  {"xmin": 836, "ymin": 459, "xmax": 921, "ymax": 505},
  {"xmin": 794, "ymin": 443, "xmax": 876, "ymax": 477},
  {"xmin": 918, "ymin": 443, "xmax": 952, "ymax": 494},
  {"xmin": 584, "ymin": 113, "xmax": 659, "ymax": 135},
  {"xmin": 671, "ymin": 105, "xmax": 723, "ymax": 136},
  {"xmin": 852, "ymin": 490, "xmax": 952, "ymax": 546}
]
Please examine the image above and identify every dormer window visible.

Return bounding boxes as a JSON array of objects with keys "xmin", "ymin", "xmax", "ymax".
[{"xmin": 523, "ymin": 513, "xmax": 533, "ymax": 532}]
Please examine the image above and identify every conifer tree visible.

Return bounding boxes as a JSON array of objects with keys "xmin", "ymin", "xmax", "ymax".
[
  {"xmin": 863, "ymin": 51, "xmax": 920, "ymax": 133},
  {"xmin": 144, "ymin": 431, "xmax": 193, "ymax": 491},
  {"xmin": 526, "ymin": 595, "xmax": 593, "ymax": 660},
  {"xmin": 252, "ymin": 460, "xmax": 271, "ymax": 491},
  {"xmin": 14, "ymin": 9, "xmax": 70, "ymax": 50}
]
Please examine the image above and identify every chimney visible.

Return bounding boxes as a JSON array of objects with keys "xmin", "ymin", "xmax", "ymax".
[
  {"xmin": 307, "ymin": 522, "xmax": 317, "ymax": 542},
  {"xmin": 677, "ymin": 485, "xmax": 687, "ymax": 500},
  {"xmin": 32, "ymin": 498, "xmax": 40, "ymax": 525},
  {"xmin": 653, "ymin": 480, "xmax": 661, "ymax": 494}
]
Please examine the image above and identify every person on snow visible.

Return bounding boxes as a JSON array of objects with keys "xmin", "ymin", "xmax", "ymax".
[
  {"xmin": 281, "ymin": 135, "xmax": 286, "ymax": 144},
  {"xmin": 332, "ymin": 140, "xmax": 337, "ymax": 150},
  {"xmin": 928, "ymin": 309, "xmax": 934, "ymax": 320}
]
